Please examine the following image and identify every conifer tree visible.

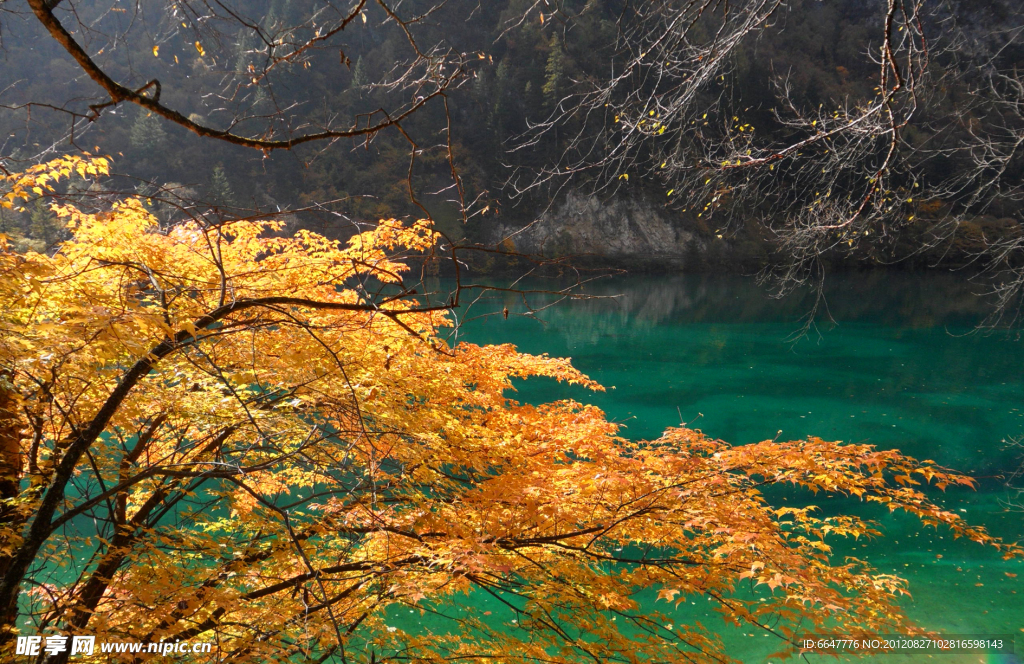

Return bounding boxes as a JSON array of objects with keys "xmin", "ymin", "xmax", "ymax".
[
  {"xmin": 208, "ymin": 165, "xmax": 237, "ymax": 207},
  {"xmin": 542, "ymin": 36, "xmax": 567, "ymax": 111}
]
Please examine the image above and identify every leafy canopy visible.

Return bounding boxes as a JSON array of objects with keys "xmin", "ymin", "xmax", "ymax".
[{"xmin": 0, "ymin": 159, "xmax": 1018, "ymax": 663}]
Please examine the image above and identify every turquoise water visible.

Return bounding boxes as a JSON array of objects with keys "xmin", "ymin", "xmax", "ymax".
[{"xmin": 437, "ymin": 271, "xmax": 1024, "ymax": 662}]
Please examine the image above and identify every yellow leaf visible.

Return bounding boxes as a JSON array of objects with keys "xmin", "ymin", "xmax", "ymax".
[{"xmin": 1, "ymin": 158, "xmax": 1015, "ymax": 664}]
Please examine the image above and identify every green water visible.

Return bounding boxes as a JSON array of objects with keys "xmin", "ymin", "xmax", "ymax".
[{"xmin": 431, "ymin": 271, "xmax": 1024, "ymax": 662}]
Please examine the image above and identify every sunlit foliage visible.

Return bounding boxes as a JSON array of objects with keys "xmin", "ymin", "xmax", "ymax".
[{"xmin": 0, "ymin": 159, "xmax": 1018, "ymax": 663}]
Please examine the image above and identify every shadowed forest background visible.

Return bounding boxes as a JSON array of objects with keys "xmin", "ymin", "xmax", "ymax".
[{"xmin": 2, "ymin": 0, "xmax": 1022, "ymax": 281}]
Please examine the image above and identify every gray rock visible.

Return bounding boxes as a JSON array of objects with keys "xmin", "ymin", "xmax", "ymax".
[{"xmin": 491, "ymin": 191, "xmax": 707, "ymax": 269}]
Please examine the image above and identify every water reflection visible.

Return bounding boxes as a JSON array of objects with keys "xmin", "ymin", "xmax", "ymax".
[
  {"xmin": 528, "ymin": 270, "xmax": 994, "ymax": 327},
  {"xmin": 461, "ymin": 271, "xmax": 1024, "ymax": 477},
  {"xmin": 453, "ymin": 271, "xmax": 1024, "ymax": 652}
]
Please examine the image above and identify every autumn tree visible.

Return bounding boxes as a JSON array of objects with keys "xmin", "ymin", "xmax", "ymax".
[
  {"xmin": 0, "ymin": 158, "xmax": 1019, "ymax": 663},
  {"xmin": 2, "ymin": 1, "xmax": 1023, "ymax": 661}
]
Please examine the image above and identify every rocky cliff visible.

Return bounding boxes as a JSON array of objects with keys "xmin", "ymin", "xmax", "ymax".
[
  {"xmin": 487, "ymin": 190, "xmax": 770, "ymax": 271},
  {"xmin": 483, "ymin": 190, "xmax": 1022, "ymax": 274}
]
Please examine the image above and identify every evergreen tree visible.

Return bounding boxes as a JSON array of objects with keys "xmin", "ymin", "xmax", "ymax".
[
  {"xmin": 0, "ymin": 206, "xmax": 13, "ymax": 238},
  {"xmin": 523, "ymin": 81, "xmax": 540, "ymax": 119},
  {"xmin": 208, "ymin": 165, "xmax": 237, "ymax": 206},
  {"xmin": 234, "ymin": 29, "xmax": 256, "ymax": 77},
  {"xmin": 28, "ymin": 200, "xmax": 61, "ymax": 249},
  {"xmin": 542, "ymin": 36, "xmax": 566, "ymax": 111},
  {"xmin": 492, "ymin": 58, "xmax": 515, "ymax": 128},
  {"xmin": 351, "ymin": 55, "xmax": 368, "ymax": 90},
  {"xmin": 129, "ymin": 111, "xmax": 168, "ymax": 153}
]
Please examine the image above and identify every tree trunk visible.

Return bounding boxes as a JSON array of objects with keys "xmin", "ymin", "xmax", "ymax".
[{"xmin": 0, "ymin": 370, "xmax": 23, "ymax": 645}]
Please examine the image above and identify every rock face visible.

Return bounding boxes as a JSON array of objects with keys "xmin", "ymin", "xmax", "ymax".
[
  {"xmin": 491, "ymin": 191, "xmax": 708, "ymax": 270},
  {"xmin": 485, "ymin": 190, "xmax": 1023, "ymax": 273}
]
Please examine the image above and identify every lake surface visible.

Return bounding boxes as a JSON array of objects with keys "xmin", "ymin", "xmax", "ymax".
[{"xmin": 440, "ymin": 271, "xmax": 1024, "ymax": 663}]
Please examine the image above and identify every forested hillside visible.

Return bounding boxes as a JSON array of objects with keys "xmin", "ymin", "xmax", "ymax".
[{"xmin": 1, "ymin": 0, "xmax": 1022, "ymax": 274}]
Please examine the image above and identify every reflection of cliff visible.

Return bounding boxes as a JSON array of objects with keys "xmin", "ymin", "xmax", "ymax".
[
  {"xmin": 455, "ymin": 271, "xmax": 1003, "ymax": 365},
  {"xmin": 500, "ymin": 271, "xmax": 996, "ymax": 335}
]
